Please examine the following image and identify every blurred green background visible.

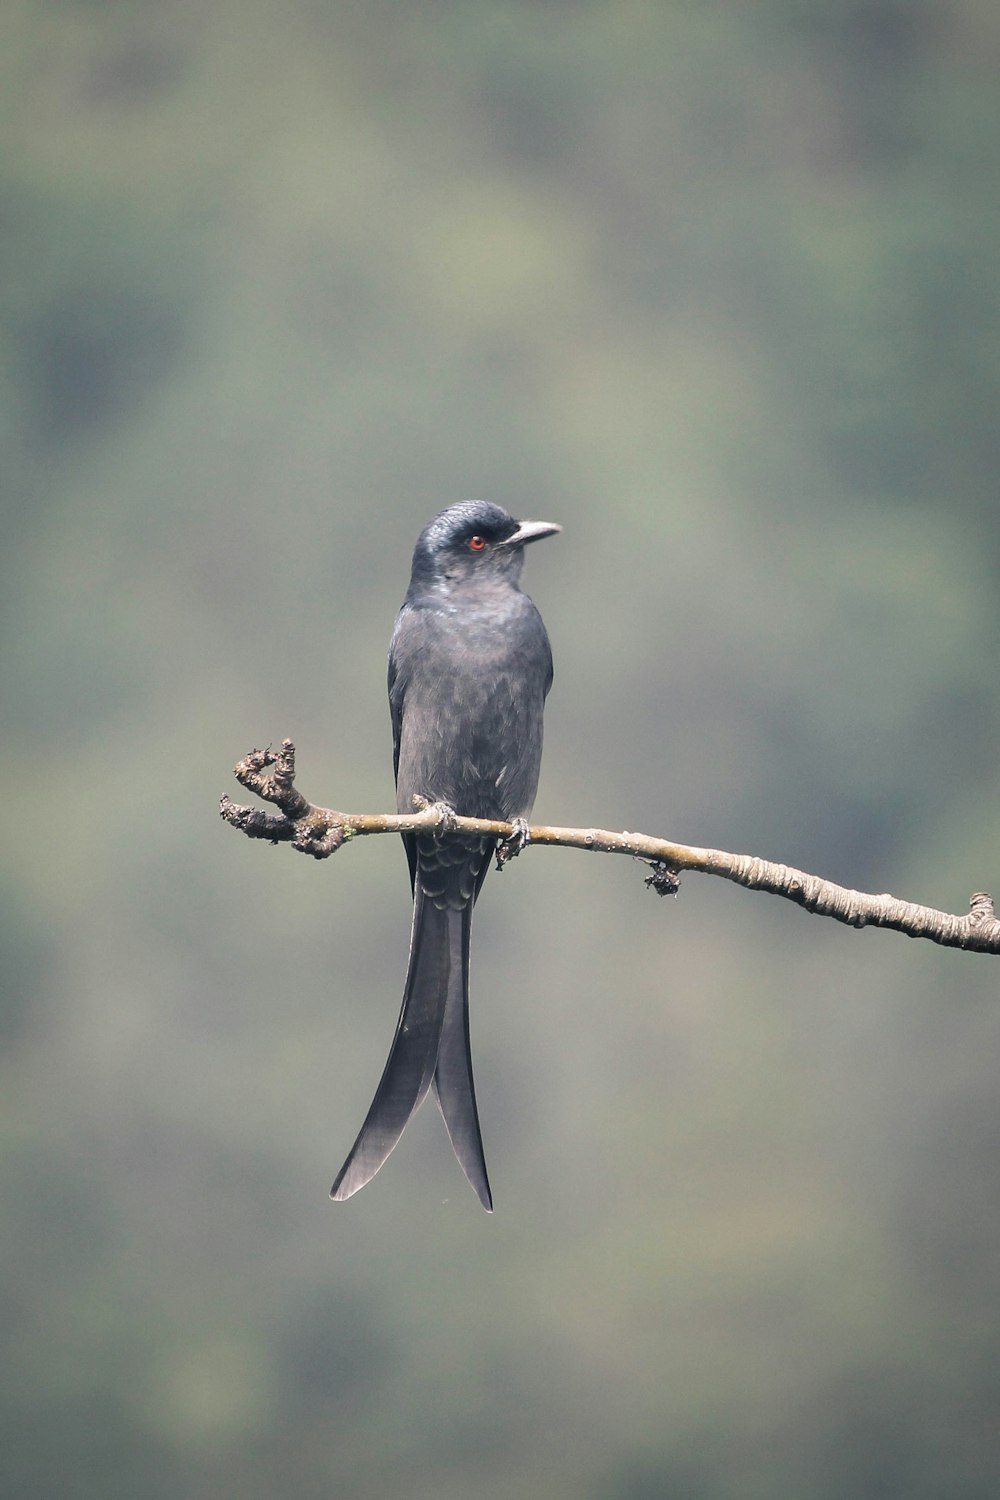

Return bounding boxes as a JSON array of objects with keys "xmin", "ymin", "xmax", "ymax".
[{"xmin": 4, "ymin": 2, "xmax": 1000, "ymax": 1496}]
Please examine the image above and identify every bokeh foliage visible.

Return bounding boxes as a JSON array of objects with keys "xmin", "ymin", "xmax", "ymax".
[{"xmin": 4, "ymin": 2, "xmax": 1000, "ymax": 1496}]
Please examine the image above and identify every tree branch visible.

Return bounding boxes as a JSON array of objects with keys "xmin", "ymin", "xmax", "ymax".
[{"xmin": 220, "ymin": 740, "xmax": 1000, "ymax": 955}]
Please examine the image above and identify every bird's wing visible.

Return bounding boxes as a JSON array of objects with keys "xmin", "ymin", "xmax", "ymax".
[
  {"xmin": 387, "ymin": 616, "xmax": 406, "ymax": 785},
  {"xmin": 388, "ymin": 606, "xmax": 419, "ymax": 892}
]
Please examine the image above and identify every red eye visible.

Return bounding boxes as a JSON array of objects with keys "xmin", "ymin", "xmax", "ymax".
[{"xmin": 468, "ymin": 535, "xmax": 487, "ymax": 551}]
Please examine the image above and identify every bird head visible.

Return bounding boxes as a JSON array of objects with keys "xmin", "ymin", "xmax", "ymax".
[{"xmin": 409, "ymin": 501, "xmax": 561, "ymax": 593}]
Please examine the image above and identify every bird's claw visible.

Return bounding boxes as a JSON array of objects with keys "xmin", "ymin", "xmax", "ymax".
[
  {"xmin": 414, "ymin": 795, "xmax": 459, "ymax": 836},
  {"xmin": 496, "ymin": 817, "xmax": 531, "ymax": 870}
]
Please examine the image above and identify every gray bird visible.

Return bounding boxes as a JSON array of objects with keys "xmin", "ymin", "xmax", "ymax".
[{"xmin": 330, "ymin": 501, "xmax": 560, "ymax": 1209}]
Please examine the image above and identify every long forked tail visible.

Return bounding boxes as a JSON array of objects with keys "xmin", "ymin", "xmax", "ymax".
[
  {"xmin": 432, "ymin": 900, "xmax": 492, "ymax": 1209},
  {"xmin": 330, "ymin": 889, "xmax": 492, "ymax": 1209}
]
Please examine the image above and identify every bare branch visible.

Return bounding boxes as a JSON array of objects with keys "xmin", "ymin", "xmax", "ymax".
[{"xmin": 220, "ymin": 739, "xmax": 1000, "ymax": 954}]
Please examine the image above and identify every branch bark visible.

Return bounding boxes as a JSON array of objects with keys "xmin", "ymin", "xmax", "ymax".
[{"xmin": 220, "ymin": 739, "xmax": 1000, "ymax": 955}]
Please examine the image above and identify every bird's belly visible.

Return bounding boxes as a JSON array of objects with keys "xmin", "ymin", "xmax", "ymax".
[{"xmin": 396, "ymin": 667, "xmax": 543, "ymax": 823}]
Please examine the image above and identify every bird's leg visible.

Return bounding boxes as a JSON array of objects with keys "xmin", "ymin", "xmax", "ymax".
[{"xmin": 496, "ymin": 816, "xmax": 531, "ymax": 870}]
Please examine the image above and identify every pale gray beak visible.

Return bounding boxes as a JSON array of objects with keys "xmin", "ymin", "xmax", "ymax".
[{"xmin": 503, "ymin": 519, "xmax": 562, "ymax": 547}]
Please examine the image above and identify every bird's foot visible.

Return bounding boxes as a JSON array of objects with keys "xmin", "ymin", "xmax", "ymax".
[
  {"xmin": 496, "ymin": 817, "xmax": 531, "ymax": 870},
  {"xmin": 413, "ymin": 795, "xmax": 459, "ymax": 837}
]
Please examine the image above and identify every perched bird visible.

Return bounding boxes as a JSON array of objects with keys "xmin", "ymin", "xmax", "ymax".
[{"xmin": 331, "ymin": 501, "xmax": 560, "ymax": 1210}]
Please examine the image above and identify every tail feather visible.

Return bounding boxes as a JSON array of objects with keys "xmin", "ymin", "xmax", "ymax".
[
  {"xmin": 330, "ymin": 889, "xmax": 452, "ymax": 1201},
  {"xmin": 432, "ymin": 901, "xmax": 492, "ymax": 1210}
]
